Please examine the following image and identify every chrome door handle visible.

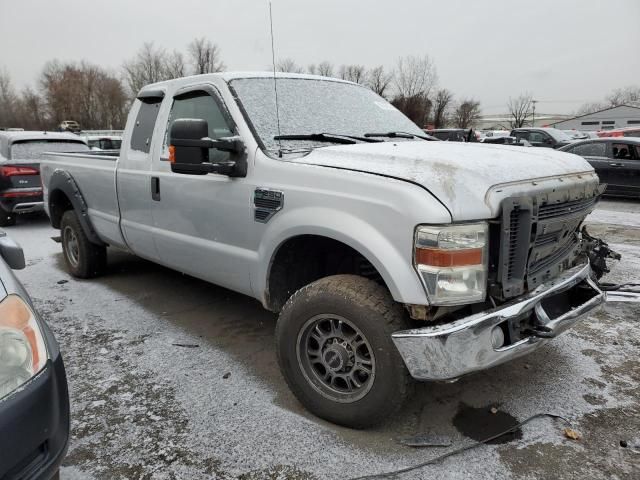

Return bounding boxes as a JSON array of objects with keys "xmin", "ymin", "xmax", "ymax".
[{"xmin": 609, "ymin": 163, "xmax": 623, "ymax": 167}]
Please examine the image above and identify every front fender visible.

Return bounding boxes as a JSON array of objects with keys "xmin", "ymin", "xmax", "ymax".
[{"xmin": 254, "ymin": 206, "xmax": 430, "ymax": 307}]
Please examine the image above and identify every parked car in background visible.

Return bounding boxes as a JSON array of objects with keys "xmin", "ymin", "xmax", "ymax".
[
  {"xmin": 424, "ymin": 128, "xmax": 478, "ymax": 142},
  {"xmin": 596, "ymin": 126, "xmax": 640, "ymax": 139},
  {"xmin": 0, "ymin": 230, "xmax": 70, "ymax": 479},
  {"xmin": 482, "ymin": 130, "xmax": 511, "ymax": 138},
  {"xmin": 85, "ymin": 135, "xmax": 122, "ymax": 151},
  {"xmin": 58, "ymin": 120, "xmax": 80, "ymax": 133},
  {"xmin": 560, "ymin": 137, "xmax": 640, "ymax": 198},
  {"xmin": 481, "ymin": 136, "xmax": 531, "ymax": 146},
  {"xmin": 0, "ymin": 131, "xmax": 89, "ymax": 226},
  {"xmin": 562, "ymin": 129, "xmax": 590, "ymax": 140},
  {"xmin": 511, "ymin": 127, "xmax": 576, "ymax": 149}
]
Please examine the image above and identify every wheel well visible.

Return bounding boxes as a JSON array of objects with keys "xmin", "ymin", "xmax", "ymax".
[
  {"xmin": 49, "ymin": 189, "xmax": 73, "ymax": 229},
  {"xmin": 266, "ymin": 235, "xmax": 386, "ymax": 312}
]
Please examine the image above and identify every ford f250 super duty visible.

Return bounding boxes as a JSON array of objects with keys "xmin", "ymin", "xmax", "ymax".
[{"xmin": 40, "ymin": 72, "xmax": 612, "ymax": 428}]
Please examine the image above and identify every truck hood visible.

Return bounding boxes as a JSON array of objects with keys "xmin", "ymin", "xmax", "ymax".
[{"xmin": 290, "ymin": 141, "xmax": 596, "ymax": 220}]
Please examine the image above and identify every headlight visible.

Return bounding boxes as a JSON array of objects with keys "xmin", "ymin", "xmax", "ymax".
[
  {"xmin": 0, "ymin": 295, "xmax": 48, "ymax": 400},
  {"xmin": 414, "ymin": 223, "xmax": 488, "ymax": 305}
]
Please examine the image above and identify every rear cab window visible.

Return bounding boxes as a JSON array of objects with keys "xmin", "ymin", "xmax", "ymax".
[{"xmin": 130, "ymin": 98, "xmax": 163, "ymax": 153}]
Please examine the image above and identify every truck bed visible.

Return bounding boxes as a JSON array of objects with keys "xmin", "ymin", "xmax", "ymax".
[{"xmin": 40, "ymin": 151, "xmax": 127, "ymax": 249}]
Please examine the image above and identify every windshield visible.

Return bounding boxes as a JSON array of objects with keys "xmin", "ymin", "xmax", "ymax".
[
  {"xmin": 230, "ymin": 77, "xmax": 424, "ymax": 153},
  {"xmin": 546, "ymin": 128, "xmax": 573, "ymax": 142},
  {"xmin": 10, "ymin": 140, "xmax": 89, "ymax": 160}
]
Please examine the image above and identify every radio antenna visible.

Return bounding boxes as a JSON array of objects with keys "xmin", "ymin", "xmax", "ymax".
[{"xmin": 269, "ymin": 1, "xmax": 283, "ymax": 157}]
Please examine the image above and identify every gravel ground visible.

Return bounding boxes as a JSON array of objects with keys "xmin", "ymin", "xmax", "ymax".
[{"xmin": 7, "ymin": 198, "xmax": 640, "ymax": 480}]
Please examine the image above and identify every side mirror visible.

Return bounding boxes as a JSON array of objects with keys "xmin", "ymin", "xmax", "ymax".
[
  {"xmin": 0, "ymin": 232, "xmax": 25, "ymax": 270},
  {"xmin": 169, "ymin": 118, "xmax": 245, "ymax": 176}
]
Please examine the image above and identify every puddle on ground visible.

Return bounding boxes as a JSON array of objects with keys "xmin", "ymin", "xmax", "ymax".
[{"xmin": 453, "ymin": 403, "xmax": 522, "ymax": 445}]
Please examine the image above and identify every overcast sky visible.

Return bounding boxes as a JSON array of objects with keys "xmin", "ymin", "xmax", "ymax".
[{"xmin": 1, "ymin": 0, "xmax": 639, "ymax": 114}]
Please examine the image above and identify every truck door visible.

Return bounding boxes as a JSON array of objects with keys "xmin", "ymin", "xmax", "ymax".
[
  {"xmin": 607, "ymin": 142, "xmax": 640, "ymax": 197},
  {"xmin": 116, "ymin": 95, "xmax": 164, "ymax": 261},
  {"xmin": 149, "ymin": 84, "xmax": 255, "ymax": 297}
]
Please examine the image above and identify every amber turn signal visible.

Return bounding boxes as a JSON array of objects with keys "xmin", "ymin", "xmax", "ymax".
[{"xmin": 415, "ymin": 247, "xmax": 483, "ymax": 267}]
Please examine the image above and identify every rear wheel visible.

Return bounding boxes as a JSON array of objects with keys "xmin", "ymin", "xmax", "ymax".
[
  {"xmin": 0, "ymin": 208, "xmax": 16, "ymax": 227},
  {"xmin": 276, "ymin": 274, "xmax": 412, "ymax": 428},
  {"xmin": 60, "ymin": 210, "xmax": 106, "ymax": 278}
]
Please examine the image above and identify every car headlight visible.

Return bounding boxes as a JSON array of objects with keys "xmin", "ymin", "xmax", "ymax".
[
  {"xmin": 414, "ymin": 223, "xmax": 488, "ymax": 306},
  {"xmin": 0, "ymin": 295, "xmax": 48, "ymax": 400}
]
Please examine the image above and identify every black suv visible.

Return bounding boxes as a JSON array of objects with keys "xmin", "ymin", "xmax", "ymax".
[
  {"xmin": 0, "ymin": 132, "xmax": 88, "ymax": 226},
  {"xmin": 510, "ymin": 128, "xmax": 575, "ymax": 149}
]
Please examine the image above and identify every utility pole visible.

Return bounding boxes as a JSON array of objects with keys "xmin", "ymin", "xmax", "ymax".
[{"xmin": 531, "ymin": 99, "xmax": 538, "ymax": 127}]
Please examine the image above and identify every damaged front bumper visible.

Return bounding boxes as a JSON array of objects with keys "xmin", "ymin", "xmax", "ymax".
[{"xmin": 392, "ymin": 262, "xmax": 605, "ymax": 381}]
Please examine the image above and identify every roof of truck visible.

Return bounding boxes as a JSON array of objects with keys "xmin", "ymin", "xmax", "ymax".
[
  {"xmin": 138, "ymin": 71, "xmax": 356, "ymax": 96},
  {"xmin": 0, "ymin": 131, "xmax": 86, "ymax": 143}
]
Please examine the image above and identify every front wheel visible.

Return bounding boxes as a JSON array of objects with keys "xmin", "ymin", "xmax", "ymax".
[
  {"xmin": 275, "ymin": 275, "xmax": 412, "ymax": 428},
  {"xmin": 60, "ymin": 210, "xmax": 107, "ymax": 278}
]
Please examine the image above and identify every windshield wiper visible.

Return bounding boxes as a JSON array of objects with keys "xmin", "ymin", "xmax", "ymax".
[
  {"xmin": 364, "ymin": 131, "xmax": 438, "ymax": 141},
  {"xmin": 273, "ymin": 133, "xmax": 382, "ymax": 144}
]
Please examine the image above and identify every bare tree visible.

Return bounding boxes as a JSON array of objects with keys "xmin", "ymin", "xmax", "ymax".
[
  {"xmin": 41, "ymin": 60, "xmax": 127, "ymax": 129},
  {"xmin": 394, "ymin": 55, "xmax": 438, "ymax": 100},
  {"xmin": 275, "ymin": 58, "xmax": 304, "ymax": 73},
  {"xmin": 165, "ymin": 51, "xmax": 187, "ymax": 78},
  {"xmin": 607, "ymin": 85, "xmax": 640, "ymax": 107},
  {"xmin": 307, "ymin": 64, "xmax": 317, "ymax": 75},
  {"xmin": 339, "ymin": 64, "xmax": 366, "ymax": 84},
  {"xmin": 507, "ymin": 93, "xmax": 533, "ymax": 128},
  {"xmin": 122, "ymin": 42, "xmax": 170, "ymax": 97},
  {"xmin": 187, "ymin": 37, "xmax": 225, "ymax": 74},
  {"xmin": 432, "ymin": 88, "xmax": 454, "ymax": 128},
  {"xmin": 453, "ymin": 99, "xmax": 481, "ymax": 128},
  {"xmin": 0, "ymin": 68, "xmax": 19, "ymax": 127},
  {"xmin": 17, "ymin": 87, "xmax": 46, "ymax": 129},
  {"xmin": 366, "ymin": 66, "xmax": 393, "ymax": 98},
  {"xmin": 576, "ymin": 102, "xmax": 608, "ymax": 116},
  {"xmin": 391, "ymin": 55, "xmax": 438, "ymax": 127},
  {"xmin": 317, "ymin": 61, "xmax": 334, "ymax": 77}
]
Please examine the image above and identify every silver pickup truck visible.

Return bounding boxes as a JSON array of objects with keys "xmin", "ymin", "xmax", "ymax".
[{"xmin": 41, "ymin": 72, "xmax": 608, "ymax": 428}]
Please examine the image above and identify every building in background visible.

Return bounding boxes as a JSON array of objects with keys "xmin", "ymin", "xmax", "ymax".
[
  {"xmin": 550, "ymin": 105, "xmax": 640, "ymax": 131},
  {"xmin": 473, "ymin": 113, "xmax": 571, "ymax": 130}
]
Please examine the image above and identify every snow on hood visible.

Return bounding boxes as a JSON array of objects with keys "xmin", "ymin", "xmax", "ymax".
[{"xmin": 290, "ymin": 141, "xmax": 595, "ymax": 221}]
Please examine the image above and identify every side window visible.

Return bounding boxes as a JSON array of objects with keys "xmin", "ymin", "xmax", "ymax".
[
  {"xmin": 514, "ymin": 131, "xmax": 529, "ymax": 142},
  {"xmin": 130, "ymin": 98, "xmax": 163, "ymax": 153},
  {"xmin": 165, "ymin": 90, "xmax": 233, "ymax": 163},
  {"xmin": 573, "ymin": 143, "xmax": 606, "ymax": 157},
  {"xmin": 611, "ymin": 143, "xmax": 633, "ymax": 160},
  {"xmin": 529, "ymin": 131, "xmax": 546, "ymax": 143}
]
